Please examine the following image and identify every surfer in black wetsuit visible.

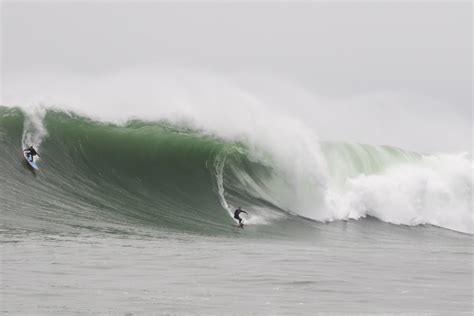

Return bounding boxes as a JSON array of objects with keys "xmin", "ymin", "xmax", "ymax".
[
  {"xmin": 23, "ymin": 146, "xmax": 39, "ymax": 162},
  {"xmin": 234, "ymin": 207, "xmax": 248, "ymax": 227}
]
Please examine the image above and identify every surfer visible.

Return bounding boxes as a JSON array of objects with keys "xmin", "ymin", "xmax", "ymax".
[
  {"xmin": 234, "ymin": 207, "xmax": 248, "ymax": 227},
  {"xmin": 23, "ymin": 146, "xmax": 39, "ymax": 162}
]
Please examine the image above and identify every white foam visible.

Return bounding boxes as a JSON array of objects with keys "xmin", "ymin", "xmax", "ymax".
[{"xmin": 327, "ymin": 153, "xmax": 473, "ymax": 234}]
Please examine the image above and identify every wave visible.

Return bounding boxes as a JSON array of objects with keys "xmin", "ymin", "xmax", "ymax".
[{"xmin": 0, "ymin": 106, "xmax": 472, "ymax": 234}]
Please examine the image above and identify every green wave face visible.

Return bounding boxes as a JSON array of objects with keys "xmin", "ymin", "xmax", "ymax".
[
  {"xmin": 0, "ymin": 107, "xmax": 284, "ymax": 235},
  {"xmin": 321, "ymin": 142, "xmax": 421, "ymax": 188}
]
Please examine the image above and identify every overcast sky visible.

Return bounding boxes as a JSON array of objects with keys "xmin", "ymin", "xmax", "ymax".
[{"xmin": 1, "ymin": 1, "xmax": 472, "ymax": 151}]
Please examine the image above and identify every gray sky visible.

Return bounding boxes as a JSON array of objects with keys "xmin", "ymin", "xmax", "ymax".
[{"xmin": 1, "ymin": 1, "xmax": 472, "ymax": 151}]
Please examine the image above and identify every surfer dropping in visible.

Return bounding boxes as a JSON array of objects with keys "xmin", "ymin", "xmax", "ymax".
[
  {"xmin": 23, "ymin": 146, "xmax": 39, "ymax": 162},
  {"xmin": 234, "ymin": 207, "xmax": 248, "ymax": 227}
]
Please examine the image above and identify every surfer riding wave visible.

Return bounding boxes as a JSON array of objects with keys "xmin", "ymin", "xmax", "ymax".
[
  {"xmin": 23, "ymin": 146, "xmax": 39, "ymax": 162},
  {"xmin": 234, "ymin": 207, "xmax": 248, "ymax": 227}
]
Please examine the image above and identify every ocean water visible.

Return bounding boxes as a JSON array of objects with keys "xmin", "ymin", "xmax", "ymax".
[
  {"xmin": 2, "ymin": 226, "xmax": 472, "ymax": 314},
  {"xmin": 0, "ymin": 106, "xmax": 473, "ymax": 314}
]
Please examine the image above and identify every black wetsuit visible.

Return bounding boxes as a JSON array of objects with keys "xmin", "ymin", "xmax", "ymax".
[
  {"xmin": 24, "ymin": 147, "xmax": 38, "ymax": 162},
  {"xmin": 233, "ymin": 209, "xmax": 248, "ymax": 225}
]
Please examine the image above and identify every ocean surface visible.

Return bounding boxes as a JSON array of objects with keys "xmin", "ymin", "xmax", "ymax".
[{"xmin": 1, "ymin": 106, "xmax": 472, "ymax": 314}]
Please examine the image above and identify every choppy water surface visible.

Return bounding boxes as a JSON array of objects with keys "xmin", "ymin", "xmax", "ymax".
[{"xmin": 2, "ymin": 223, "xmax": 472, "ymax": 314}]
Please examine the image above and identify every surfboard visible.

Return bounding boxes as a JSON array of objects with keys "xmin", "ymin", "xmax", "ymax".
[{"xmin": 23, "ymin": 151, "xmax": 39, "ymax": 170}]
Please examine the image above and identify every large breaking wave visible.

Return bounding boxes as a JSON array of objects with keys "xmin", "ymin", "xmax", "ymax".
[{"xmin": 0, "ymin": 106, "xmax": 471, "ymax": 234}]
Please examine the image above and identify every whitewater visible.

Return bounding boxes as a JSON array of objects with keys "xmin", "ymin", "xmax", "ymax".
[{"xmin": 1, "ymin": 69, "xmax": 473, "ymax": 314}]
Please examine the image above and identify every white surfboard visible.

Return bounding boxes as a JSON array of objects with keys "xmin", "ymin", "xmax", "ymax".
[{"xmin": 23, "ymin": 151, "xmax": 39, "ymax": 170}]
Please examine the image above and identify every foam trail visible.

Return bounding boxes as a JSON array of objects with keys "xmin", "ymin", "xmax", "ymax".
[
  {"xmin": 214, "ymin": 149, "xmax": 231, "ymax": 214},
  {"xmin": 21, "ymin": 105, "xmax": 48, "ymax": 154},
  {"xmin": 213, "ymin": 148, "xmax": 281, "ymax": 226}
]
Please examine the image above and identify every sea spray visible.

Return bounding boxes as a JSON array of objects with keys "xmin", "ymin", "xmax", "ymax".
[{"xmin": 21, "ymin": 105, "xmax": 48, "ymax": 153}]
